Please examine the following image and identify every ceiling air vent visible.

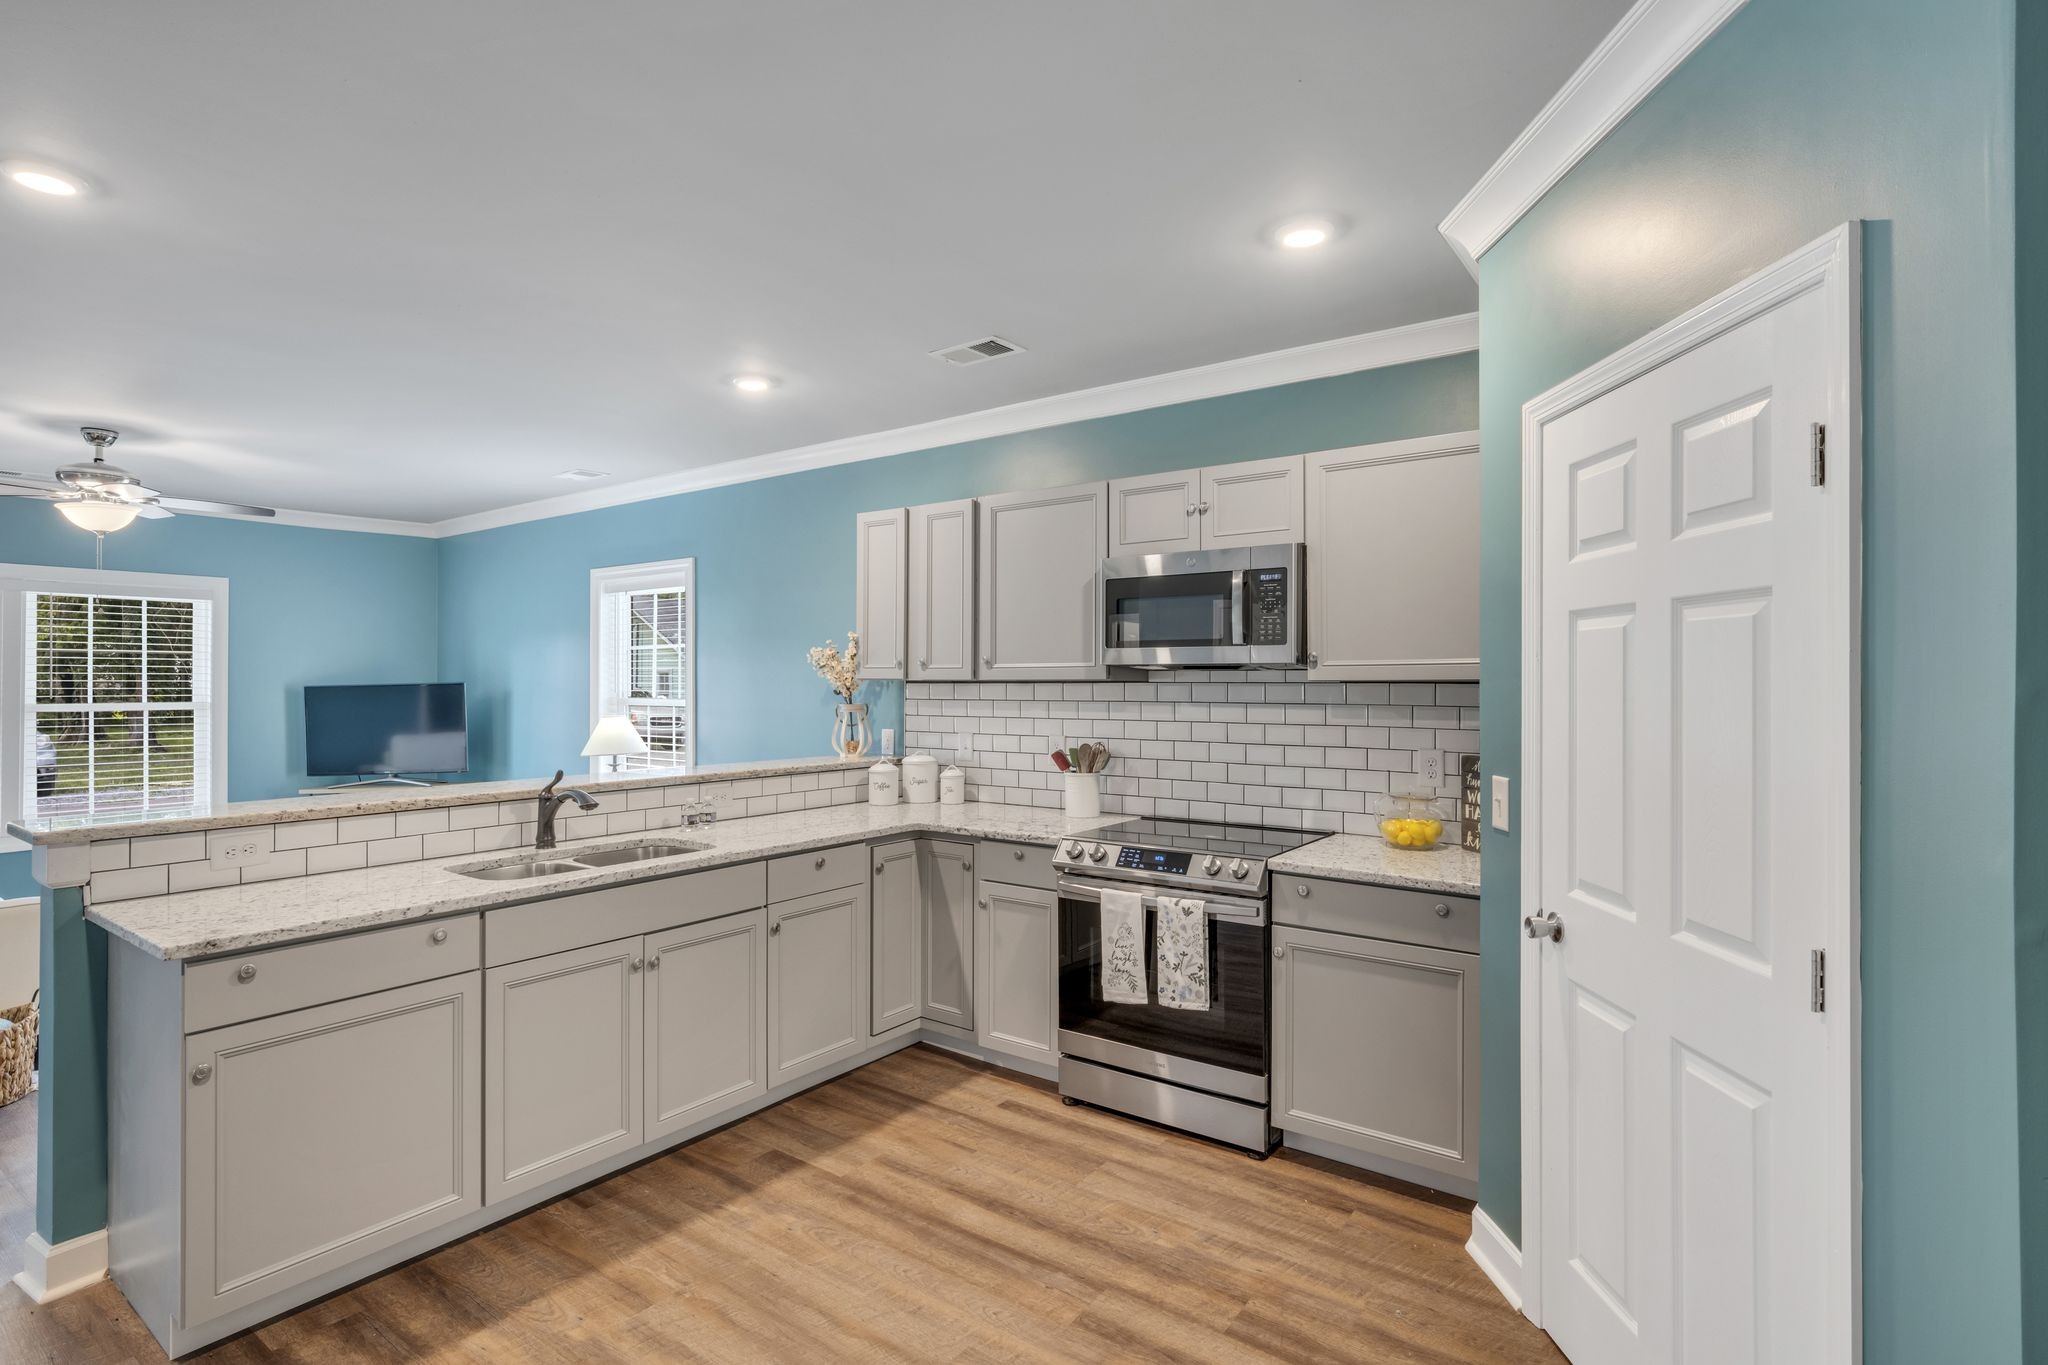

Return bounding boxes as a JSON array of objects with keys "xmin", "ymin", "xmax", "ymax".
[{"xmin": 929, "ymin": 335, "xmax": 1025, "ymax": 366}]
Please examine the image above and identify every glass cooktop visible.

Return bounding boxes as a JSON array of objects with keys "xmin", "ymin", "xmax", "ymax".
[{"xmin": 1104, "ymin": 817, "xmax": 1329, "ymax": 861}]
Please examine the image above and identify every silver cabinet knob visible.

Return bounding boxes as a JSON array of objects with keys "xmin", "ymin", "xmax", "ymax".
[
  {"xmin": 431, "ymin": 927, "xmax": 449, "ymax": 944},
  {"xmin": 1433, "ymin": 903, "xmax": 1450, "ymax": 919},
  {"xmin": 978, "ymin": 897, "xmax": 989, "ymax": 909},
  {"xmin": 875, "ymin": 862, "xmax": 885, "ymax": 874},
  {"xmin": 1273, "ymin": 946, "xmax": 1284, "ymax": 959},
  {"xmin": 981, "ymin": 656, "xmax": 992, "ymax": 668},
  {"xmin": 814, "ymin": 856, "xmax": 826, "ymax": 870},
  {"xmin": 1185, "ymin": 505, "xmax": 1198, "ymax": 517},
  {"xmin": 963, "ymin": 860, "xmax": 973, "ymax": 871},
  {"xmin": 1295, "ymin": 883, "xmax": 1309, "ymax": 897},
  {"xmin": 190, "ymin": 1064, "xmax": 213, "ymax": 1086},
  {"xmin": 917, "ymin": 658, "xmax": 928, "ymax": 669},
  {"xmin": 235, "ymin": 964, "xmax": 257, "ymax": 983},
  {"xmin": 648, "ymin": 953, "xmax": 662, "ymax": 970},
  {"xmin": 770, "ymin": 922, "xmax": 781, "ymax": 936},
  {"xmin": 1308, "ymin": 652, "xmax": 1320, "ymax": 669},
  {"xmin": 1013, "ymin": 849, "xmax": 1026, "ymax": 860},
  {"xmin": 1524, "ymin": 912, "xmax": 1564, "ymax": 943},
  {"xmin": 629, "ymin": 956, "xmax": 644, "ymax": 972}
]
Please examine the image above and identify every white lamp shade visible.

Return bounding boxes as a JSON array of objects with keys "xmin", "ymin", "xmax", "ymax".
[
  {"xmin": 57, "ymin": 499, "xmax": 139, "ymax": 533},
  {"xmin": 581, "ymin": 715, "xmax": 650, "ymax": 759}
]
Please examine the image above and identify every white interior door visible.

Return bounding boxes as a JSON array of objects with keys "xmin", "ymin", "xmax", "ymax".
[{"xmin": 1533, "ymin": 240, "xmax": 1856, "ymax": 1365}]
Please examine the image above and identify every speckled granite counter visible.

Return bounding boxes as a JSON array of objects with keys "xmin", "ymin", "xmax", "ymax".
[{"xmin": 1268, "ymin": 834, "xmax": 1481, "ymax": 899}]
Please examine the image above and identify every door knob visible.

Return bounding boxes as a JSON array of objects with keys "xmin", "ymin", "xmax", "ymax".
[{"xmin": 1524, "ymin": 912, "xmax": 1564, "ymax": 943}]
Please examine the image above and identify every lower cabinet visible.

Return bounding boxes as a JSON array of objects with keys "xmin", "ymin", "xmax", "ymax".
[
  {"xmin": 920, "ymin": 839, "xmax": 975, "ymax": 1030},
  {"xmin": 1271, "ymin": 923, "xmax": 1480, "ymax": 1184},
  {"xmin": 182, "ymin": 971, "xmax": 482, "ymax": 1326},
  {"xmin": 646, "ymin": 909, "xmax": 768, "ymax": 1140},
  {"xmin": 974, "ymin": 879, "xmax": 1058, "ymax": 1067},
  {"xmin": 769, "ymin": 881, "xmax": 872, "ymax": 1085},
  {"xmin": 870, "ymin": 839, "xmax": 923, "ymax": 1034},
  {"xmin": 484, "ymin": 936, "xmax": 645, "ymax": 1204}
]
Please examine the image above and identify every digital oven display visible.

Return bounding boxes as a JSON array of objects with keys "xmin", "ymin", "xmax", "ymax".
[{"xmin": 1115, "ymin": 847, "xmax": 1191, "ymax": 875}]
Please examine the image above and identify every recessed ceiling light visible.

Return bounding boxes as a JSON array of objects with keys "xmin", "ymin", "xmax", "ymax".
[
  {"xmin": 1274, "ymin": 218, "xmax": 1336, "ymax": 250},
  {"xmin": 3, "ymin": 161, "xmax": 84, "ymax": 197},
  {"xmin": 555, "ymin": 469, "xmax": 609, "ymax": 482},
  {"xmin": 731, "ymin": 374, "xmax": 778, "ymax": 394}
]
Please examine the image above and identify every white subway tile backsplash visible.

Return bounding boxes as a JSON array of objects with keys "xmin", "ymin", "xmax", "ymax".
[
  {"xmin": 338, "ymin": 813, "xmax": 397, "ymax": 843},
  {"xmin": 394, "ymin": 808, "xmax": 449, "ymax": 837},
  {"xmin": 169, "ymin": 860, "xmax": 241, "ymax": 892},
  {"xmin": 91, "ymin": 865, "xmax": 167, "ymax": 902},
  {"xmin": 275, "ymin": 819, "xmax": 340, "ymax": 851},
  {"xmin": 367, "ymin": 835, "xmax": 423, "ymax": 866},
  {"xmin": 132, "ymin": 832, "xmax": 209, "ymax": 866},
  {"xmin": 421, "ymin": 829, "xmax": 476, "ymax": 858},
  {"xmin": 89, "ymin": 840, "xmax": 131, "ymax": 872},
  {"xmin": 307, "ymin": 842, "xmax": 369, "ymax": 874},
  {"xmin": 243, "ymin": 849, "xmax": 309, "ymax": 883}
]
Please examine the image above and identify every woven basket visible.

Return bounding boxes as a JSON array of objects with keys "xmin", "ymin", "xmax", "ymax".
[{"xmin": 0, "ymin": 990, "xmax": 38, "ymax": 1107}]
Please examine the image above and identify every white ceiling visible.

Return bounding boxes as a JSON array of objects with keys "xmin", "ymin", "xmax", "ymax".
[{"xmin": 0, "ymin": 1, "xmax": 1626, "ymax": 524}]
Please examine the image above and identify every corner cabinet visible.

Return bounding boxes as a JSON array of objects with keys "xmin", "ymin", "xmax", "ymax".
[
  {"xmin": 907, "ymin": 499, "xmax": 977, "ymax": 681},
  {"xmin": 855, "ymin": 507, "xmax": 908, "ymax": 679},
  {"xmin": 920, "ymin": 839, "xmax": 975, "ymax": 1030},
  {"xmin": 976, "ymin": 481, "xmax": 1108, "ymax": 680},
  {"xmin": 870, "ymin": 839, "xmax": 924, "ymax": 1034},
  {"xmin": 1304, "ymin": 433, "xmax": 1480, "ymax": 681},
  {"xmin": 974, "ymin": 878, "xmax": 1059, "ymax": 1068}
]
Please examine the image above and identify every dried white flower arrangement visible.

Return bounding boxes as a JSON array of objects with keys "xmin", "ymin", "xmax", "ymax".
[{"xmin": 807, "ymin": 632, "xmax": 862, "ymax": 703}]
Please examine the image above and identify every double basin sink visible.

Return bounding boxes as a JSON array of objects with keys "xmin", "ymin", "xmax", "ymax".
[{"xmin": 453, "ymin": 840, "xmax": 706, "ymax": 881}]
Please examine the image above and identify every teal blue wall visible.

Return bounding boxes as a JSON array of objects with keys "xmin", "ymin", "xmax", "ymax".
[
  {"xmin": 1475, "ymin": 0, "xmax": 2021, "ymax": 1358},
  {"xmin": 436, "ymin": 353, "xmax": 1478, "ymax": 780},
  {"xmin": 0, "ymin": 501, "xmax": 442, "ymax": 899}
]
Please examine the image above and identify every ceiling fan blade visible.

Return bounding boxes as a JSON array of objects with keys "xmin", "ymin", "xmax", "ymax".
[
  {"xmin": 0, "ymin": 486, "xmax": 61, "ymax": 500},
  {"xmin": 157, "ymin": 496, "xmax": 277, "ymax": 519},
  {"xmin": 105, "ymin": 483, "xmax": 163, "ymax": 503},
  {"xmin": 0, "ymin": 470, "xmax": 67, "ymax": 492},
  {"xmin": 133, "ymin": 503, "xmax": 175, "ymax": 519}
]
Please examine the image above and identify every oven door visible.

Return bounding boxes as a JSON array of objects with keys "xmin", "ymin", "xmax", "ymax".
[{"xmin": 1056, "ymin": 876, "xmax": 1269, "ymax": 1100}]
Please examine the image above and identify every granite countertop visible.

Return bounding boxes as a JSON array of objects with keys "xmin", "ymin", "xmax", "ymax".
[{"xmin": 1268, "ymin": 834, "xmax": 1481, "ymax": 898}]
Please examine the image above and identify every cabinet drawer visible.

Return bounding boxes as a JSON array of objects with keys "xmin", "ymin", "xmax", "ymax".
[
  {"xmin": 185, "ymin": 914, "xmax": 481, "ymax": 1033},
  {"xmin": 1271, "ymin": 875, "xmax": 1478, "ymax": 953},
  {"xmin": 485, "ymin": 860, "xmax": 765, "ymax": 967},
  {"xmin": 976, "ymin": 840, "xmax": 1054, "ymax": 892},
  {"xmin": 767, "ymin": 842, "xmax": 865, "ymax": 901}
]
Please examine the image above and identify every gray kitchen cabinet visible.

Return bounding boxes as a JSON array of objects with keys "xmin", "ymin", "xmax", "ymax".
[
  {"xmin": 1303, "ymin": 433, "xmax": 1480, "ymax": 681},
  {"xmin": 1271, "ymin": 922, "xmax": 1480, "ymax": 1185},
  {"xmin": 181, "ymin": 971, "xmax": 482, "ymax": 1329},
  {"xmin": 855, "ymin": 507, "xmax": 907, "ymax": 679},
  {"xmin": 870, "ymin": 839, "xmax": 923, "ymax": 1035},
  {"xmin": 645, "ymin": 908, "xmax": 768, "ymax": 1140},
  {"xmin": 976, "ymin": 481, "xmax": 1108, "ymax": 680},
  {"xmin": 920, "ymin": 839, "xmax": 975, "ymax": 1030},
  {"xmin": 907, "ymin": 498, "xmax": 976, "ymax": 681},
  {"xmin": 1106, "ymin": 455, "xmax": 1303, "ymax": 557},
  {"xmin": 974, "ymin": 878, "xmax": 1058, "ymax": 1067},
  {"xmin": 769, "ymin": 881, "xmax": 871, "ymax": 1084},
  {"xmin": 485, "ymin": 936, "xmax": 644, "ymax": 1205}
]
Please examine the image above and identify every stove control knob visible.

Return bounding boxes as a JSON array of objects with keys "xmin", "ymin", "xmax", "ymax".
[
  {"xmin": 1229, "ymin": 859, "xmax": 1251, "ymax": 881},
  {"xmin": 1089, "ymin": 843, "xmax": 1110, "ymax": 862},
  {"xmin": 1203, "ymin": 855, "xmax": 1223, "ymax": 876},
  {"xmin": 1063, "ymin": 840, "xmax": 1085, "ymax": 859}
]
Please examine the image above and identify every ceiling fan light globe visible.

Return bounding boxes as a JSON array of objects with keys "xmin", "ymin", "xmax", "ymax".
[{"xmin": 56, "ymin": 499, "xmax": 140, "ymax": 534}]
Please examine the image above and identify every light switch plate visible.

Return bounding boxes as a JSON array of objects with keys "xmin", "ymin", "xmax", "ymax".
[
  {"xmin": 1490, "ymin": 775, "xmax": 1511, "ymax": 833},
  {"xmin": 208, "ymin": 827, "xmax": 275, "ymax": 872}
]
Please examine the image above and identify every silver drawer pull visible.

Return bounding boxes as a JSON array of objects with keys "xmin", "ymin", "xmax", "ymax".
[
  {"xmin": 1013, "ymin": 849, "xmax": 1025, "ymax": 860},
  {"xmin": 190, "ymin": 1064, "xmax": 213, "ymax": 1086},
  {"xmin": 814, "ymin": 856, "xmax": 827, "ymax": 870},
  {"xmin": 1433, "ymin": 903, "xmax": 1450, "ymax": 919},
  {"xmin": 431, "ymin": 927, "xmax": 449, "ymax": 944},
  {"xmin": 1295, "ymin": 884, "xmax": 1309, "ymax": 898},
  {"xmin": 235, "ymin": 963, "xmax": 257, "ymax": 983}
]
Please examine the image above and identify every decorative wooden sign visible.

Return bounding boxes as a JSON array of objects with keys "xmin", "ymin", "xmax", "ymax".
[{"xmin": 1460, "ymin": 754, "xmax": 1482, "ymax": 852}]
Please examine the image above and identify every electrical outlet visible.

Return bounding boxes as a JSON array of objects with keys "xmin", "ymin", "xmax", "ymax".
[
  {"xmin": 1491, "ymin": 775, "xmax": 1511, "ymax": 833},
  {"xmin": 208, "ymin": 827, "xmax": 275, "ymax": 872},
  {"xmin": 1417, "ymin": 751, "xmax": 1443, "ymax": 786}
]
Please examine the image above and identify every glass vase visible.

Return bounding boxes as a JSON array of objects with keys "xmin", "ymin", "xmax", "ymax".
[{"xmin": 833, "ymin": 702, "xmax": 872, "ymax": 759}]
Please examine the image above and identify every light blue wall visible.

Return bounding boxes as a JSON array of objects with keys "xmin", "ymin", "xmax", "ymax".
[
  {"xmin": 0, "ymin": 501, "xmax": 442, "ymax": 898},
  {"xmin": 1474, "ymin": 0, "xmax": 2021, "ymax": 1358},
  {"xmin": 437, "ymin": 353, "xmax": 1478, "ymax": 781}
]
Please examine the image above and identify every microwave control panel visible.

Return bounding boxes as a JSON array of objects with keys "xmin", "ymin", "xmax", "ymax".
[{"xmin": 1249, "ymin": 568, "xmax": 1290, "ymax": 645}]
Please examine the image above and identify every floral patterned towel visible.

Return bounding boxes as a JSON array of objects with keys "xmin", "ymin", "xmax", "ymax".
[
  {"xmin": 1155, "ymin": 897, "xmax": 1210, "ymax": 1011},
  {"xmin": 1099, "ymin": 888, "xmax": 1148, "ymax": 1004}
]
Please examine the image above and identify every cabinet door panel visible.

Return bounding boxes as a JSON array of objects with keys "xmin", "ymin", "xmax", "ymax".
[
  {"xmin": 1272, "ymin": 924, "xmax": 1478, "ymax": 1182},
  {"xmin": 907, "ymin": 499, "xmax": 976, "ymax": 682},
  {"xmin": 769, "ymin": 883, "xmax": 870, "ymax": 1084},
  {"xmin": 920, "ymin": 840, "xmax": 975, "ymax": 1030},
  {"xmin": 646, "ymin": 909, "xmax": 767, "ymax": 1139},
  {"xmin": 871, "ymin": 840, "xmax": 923, "ymax": 1035},
  {"xmin": 1107, "ymin": 470, "xmax": 1199, "ymax": 557},
  {"xmin": 485, "ymin": 937, "xmax": 643, "ymax": 1204},
  {"xmin": 976, "ymin": 482, "xmax": 1107, "ymax": 680},
  {"xmin": 1201, "ymin": 455, "xmax": 1303, "ymax": 549},
  {"xmin": 1305, "ymin": 434, "xmax": 1480, "ymax": 680},
  {"xmin": 855, "ymin": 508, "xmax": 907, "ymax": 679},
  {"xmin": 183, "ymin": 972, "xmax": 481, "ymax": 1326},
  {"xmin": 975, "ymin": 880, "xmax": 1057, "ymax": 1066}
]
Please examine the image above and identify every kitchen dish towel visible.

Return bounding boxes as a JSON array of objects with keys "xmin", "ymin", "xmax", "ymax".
[
  {"xmin": 1099, "ymin": 888, "xmax": 1148, "ymax": 1005},
  {"xmin": 1154, "ymin": 897, "xmax": 1210, "ymax": 1010}
]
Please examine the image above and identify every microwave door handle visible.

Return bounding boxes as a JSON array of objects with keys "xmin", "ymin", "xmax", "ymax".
[{"xmin": 1229, "ymin": 568, "xmax": 1246, "ymax": 646}]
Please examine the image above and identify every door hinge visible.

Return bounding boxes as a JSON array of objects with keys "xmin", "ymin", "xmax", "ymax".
[
  {"xmin": 1810, "ymin": 948, "xmax": 1826, "ymax": 1012},
  {"xmin": 1810, "ymin": 423, "xmax": 1827, "ymax": 487}
]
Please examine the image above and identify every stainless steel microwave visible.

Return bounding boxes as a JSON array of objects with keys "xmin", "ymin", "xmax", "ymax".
[{"xmin": 1102, "ymin": 542, "xmax": 1303, "ymax": 668}]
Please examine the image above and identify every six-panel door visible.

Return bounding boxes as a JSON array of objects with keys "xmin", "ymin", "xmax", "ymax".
[
  {"xmin": 870, "ymin": 840, "xmax": 923, "ymax": 1034},
  {"xmin": 976, "ymin": 481, "xmax": 1108, "ymax": 680},
  {"xmin": 907, "ymin": 499, "xmax": 977, "ymax": 681},
  {"xmin": 645, "ymin": 908, "xmax": 768, "ymax": 1140},
  {"xmin": 975, "ymin": 879, "xmax": 1058, "ymax": 1066},
  {"xmin": 484, "ymin": 936, "xmax": 644, "ymax": 1205},
  {"xmin": 182, "ymin": 972, "xmax": 482, "ymax": 1327},
  {"xmin": 920, "ymin": 839, "xmax": 975, "ymax": 1030},
  {"xmin": 769, "ymin": 882, "xmax": 871, "ymax": 1084}
]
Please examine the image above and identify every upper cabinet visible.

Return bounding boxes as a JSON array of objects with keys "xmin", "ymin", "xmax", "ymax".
[
  {"xmin": 1304, "ymin": 433, "xmax": 1480, "ymax": 681},
  {"xmin": 854, "ymin": 508, "xmax": 907, "ymax": 679},
  {"xmin": 977, "ymin": 481, "xmax": 1108, "ymax": 681},
  {"xmin": 907, "ymin": 499, "xmax": 976, "ymax": 682},
  {"xmin": 1107, "ymin": 454, "xmax": 1304, "ymax": 557}
]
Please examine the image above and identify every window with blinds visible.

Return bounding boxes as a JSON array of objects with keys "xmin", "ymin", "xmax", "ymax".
[
  {"xmin": 22, "ymin": 591, "xmax": 214, "ymax": 820},
  {"xmin": 595, "ymin": 570, "xmax": 691, "ymax": 771}
]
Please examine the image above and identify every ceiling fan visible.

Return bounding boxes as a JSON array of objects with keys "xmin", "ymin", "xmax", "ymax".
[{"xmin": 1, "ymin": 427, "xmax": 277, "ymax": 563}]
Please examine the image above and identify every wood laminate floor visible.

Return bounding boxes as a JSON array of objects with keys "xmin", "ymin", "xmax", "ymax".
[{"xmin": 1, "ymin": 1045, "xmax": 1562, "ymax": 1363}]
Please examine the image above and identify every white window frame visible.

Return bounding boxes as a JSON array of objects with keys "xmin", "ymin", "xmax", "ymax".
[
  {"xmin": 588, "ymin": 557, "xmax": 695, "ymax": 773},
  {"xmin": 0, "ymin": 563, "xmax": 231, "ymax": 853}
]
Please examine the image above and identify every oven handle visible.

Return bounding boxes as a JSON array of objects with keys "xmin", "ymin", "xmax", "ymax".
[
  {"xmin": 1229, "ymin": 568, "xmax": 1246, "ymax": 647},
  {"xmin": 1056, "ymin": 875, "xmax": 1267, "ymax": 924}
]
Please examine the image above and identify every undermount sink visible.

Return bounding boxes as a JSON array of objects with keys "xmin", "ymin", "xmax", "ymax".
[
  {"xmin": 459, "ymin": 859, "xmax": 587, "ymax": 881},
  {"xmin": 452, "ymin": 839, "xmax": 707, "ymax": 880},
  {"xmin": 569, "ymin": 841, "xmax": 702, "ymax": 867}
]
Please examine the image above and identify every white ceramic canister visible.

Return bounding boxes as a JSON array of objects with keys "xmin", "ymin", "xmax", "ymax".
[
  {"xmin": 939, "ymin": 763, "xmax": 966, "ymax": 805},
  {"xmin": 868, "ymin": 760, "xmax": 901, "ymax": 806},
  {"xmin": 1063, "ymin": 770, "xmax": 1103, "ymax": 819},
  {"xmin": 902, "ymin": 753, "xmax": 939, "ymax": 804}
]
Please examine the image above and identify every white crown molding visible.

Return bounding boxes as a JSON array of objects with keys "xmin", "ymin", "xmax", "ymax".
[
  {"xmin": 428, "ymin": 312, "xmax": 1478, "ymax": 539},
  {"xmin": 162, "ymin": 504, "xmax": 441, "ymax": 538},
  {"xmin": 1437, "ymin": 0, "xmax": 1749, "ymax": 276}
]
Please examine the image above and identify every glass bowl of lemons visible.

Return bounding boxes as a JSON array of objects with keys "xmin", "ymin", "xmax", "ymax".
[{"xmin": 1379, "ymin": 793, "xmax": 1446, "ymax": 850}]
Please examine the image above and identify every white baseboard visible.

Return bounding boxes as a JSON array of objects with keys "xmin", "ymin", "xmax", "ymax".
[
  {"xmin": 1466, "ymin": 1205, "xmax": 1524, "ymax": 1313},
  {"xmin": 12, "ymin": 1229, "xmax": 108, "ymax": 1303}
]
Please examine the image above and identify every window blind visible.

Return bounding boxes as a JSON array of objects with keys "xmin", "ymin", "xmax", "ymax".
[
  {"xmin": 597, "ymin": 583, "xmax": 688, "ymax": 770},
  {"xmin": 22, "ymin": 591, "xmax": 213, "ymax": 820}
]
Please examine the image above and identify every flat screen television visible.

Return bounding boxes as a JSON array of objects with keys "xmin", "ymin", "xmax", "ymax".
[{"xmin": 305, "ymin": 682, "xmax": 469, "ymax": 784}]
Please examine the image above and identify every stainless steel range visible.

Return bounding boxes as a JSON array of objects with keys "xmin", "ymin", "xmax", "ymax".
[{"xmin": 1052, "ymin": 817, "xmax": 1329, "ymax": 1153}]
